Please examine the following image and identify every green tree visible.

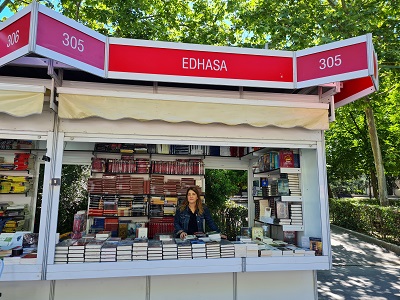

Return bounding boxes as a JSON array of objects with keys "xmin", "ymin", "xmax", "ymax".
[
  {"xmin": 205, "ymin": 169, "xmax": 248, "ymax": 239},
  {"xmin": 234, "ymin": 0, "xmax": 400, "ymax": 204},
  {"xmin": 205, "ymin": 169, "xmax": 246, "ymax": 211},
  {"xmin": 57, "ymin": 165, "xmax": 90, "ymax": 234}
]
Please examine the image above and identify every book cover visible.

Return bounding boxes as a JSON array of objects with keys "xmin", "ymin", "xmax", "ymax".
[
  {"xmin": 276, "ymin": 201, "xmax": 289, "ymax": 219},
  {"xmin": 283, "ymin": 231, "xmax": 297, "ymax": 244},
  {"xmin": 251, "ymin": 227, "xmax": 264, "ymax": 241},
  {"xmin": 279, "ymin": 150, "xmax": 295, "ymax": 168},
  {"xmin": 309, "ymin": 237, "xmax": 322, "ymax": 256},
  {"xmin": 277, "ymin": 178, "xmax": 290, "ymax": 196}
]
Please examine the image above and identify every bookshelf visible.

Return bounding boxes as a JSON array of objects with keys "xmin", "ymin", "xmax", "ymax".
[
  {"xmin": 251, "ymin": 149, "xmax": 304, "ymax": 244},
  {"xmin": 86, "ymin": 143, "xmax": 205, "ymax": 238},
  {"xmin": 0, "ymin": 142, "xmax": 37, "ymax": 233}
]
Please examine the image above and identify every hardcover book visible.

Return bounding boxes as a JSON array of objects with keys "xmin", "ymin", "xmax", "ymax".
[{"xmin": 276, "ymin": 201, "xmax": 289, "ymax": 219}]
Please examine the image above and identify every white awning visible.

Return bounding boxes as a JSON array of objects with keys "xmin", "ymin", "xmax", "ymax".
[
  {"xmin": 0, "ymin": 83, "xmax": 46, "ymax": 117},
  {"xmin": 57, "ymin": 87, "xmax": 329, "ymax": 130}
]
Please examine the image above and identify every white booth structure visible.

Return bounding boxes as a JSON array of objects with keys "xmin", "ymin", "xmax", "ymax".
[{"xmin": 0, "ymin": 3, "xmax": 378, "ymax": 300}]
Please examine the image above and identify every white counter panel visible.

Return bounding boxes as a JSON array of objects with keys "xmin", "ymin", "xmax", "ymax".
[
  {"xmin": 0, "ymin": 280, "xmax": 51, "ymax": 300},
  {"xmin": 53, "ymin": 276, "xmax": 146, "ymax": 300},
  {"xmin": 46, "ymin": 258, "xmax": 242, "ymax": 280},
  {"xmin": 237, "ymin": 270, "xmax": 316, "ymax": 299},
  {"xmin": 150, "ymin": 273, "xmax": 234, "ymax": 300}
]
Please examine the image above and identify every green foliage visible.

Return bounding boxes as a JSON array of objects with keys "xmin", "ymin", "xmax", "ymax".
[
  {"xmin": 210, "ymin": 200, "xmax": 248, "ymax": 241},
  {"xmin": 57, "ymin": 165, "xmax": 90, "ymax": 234},
  {"xmin": 205, "ymin": 169, "xmax": 248, "ymax": 240},
  {"xmin": 205, "ymin": 169, "xmax": 247, "ymax": 211},
  {"xmin": 330, "ymin": 198, "xmax": 400, "ymax": 245}
]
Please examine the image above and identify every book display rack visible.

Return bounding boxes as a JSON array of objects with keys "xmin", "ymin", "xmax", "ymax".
[
  {"xmin": 252, "ymin": 149, "xmax": 304, "ymax": 242},
  {"xmin": 86, "ymin": 143, "xmax": 206, "ymax": 238},
  {"xmin": 0, "ymin": 140, "xmax": 37, "ymax": 233}
]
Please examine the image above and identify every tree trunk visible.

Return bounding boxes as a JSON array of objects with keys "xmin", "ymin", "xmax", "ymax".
[
  {"xmin": 328, "ymin": 183, "xmax": 333, "ymax": 198},
  {"xmin": 370, "ymin": 169, "xmax": 378, "ymax": 198},
  {"xmin": 365, "ymin": 106, "xmax": 389, "ymax": 206}
]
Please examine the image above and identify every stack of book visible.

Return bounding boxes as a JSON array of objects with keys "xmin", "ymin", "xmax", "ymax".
[
  {"xmin": 287, "ymin": 174, "xmax": 301, "ymax": 196},
  {"xmin": 162, "ymin": 240, "xmax": 178, "ymax": 260},
  {"xmin": 132, "ymin": 238, "xmax": 148, "ymax": 260},
  {"xmin": 102, "ymin": 175, "xmax": 117, "ymax": 194},
  {"xmin": 259, "ymin": 244, "xmax": 283, "ymax": 257},
  {"xmin": 245, "ymin": 242, "xmax": 259, "ymax": 257},
  {"xmin": 277, "ymin": 246, "xmax": 295, "ymax": 256},
  {"xmin": 54, "ymin": 239, "xmax": 74, "ymax": 264},
  {"xmin": 68, "ymin": 239, "xmax": 87, "ymax": 263},
  {"xmin": 100, "ymin": 238, "xmax": 119, "ymax": 262},
  {"xmin": 130, "ymin": 177, "xmax": 144, "ymax": 194},
  {"xmin": 20, "ymin": 249, "xmax": 38, "ymax": 264},
  {"xmin": 117, "ymin": 239, "xmax": 133, "ymax": 261},
  {"xmin": 85, "ymin": 239, "xmax": 103, "ymax": 262},
  {"xmin": 205, "ymin": 241, "xmax": 220, "ymax": 259},
  {"xmin": 290, "ymin": 204, "xmax": 303, "ymax": 225},
  {"xmin": 191, "ymin": 240, "xmax": 206, "ymax": 259},
  {"xmin": 176, "ymin": 239, "xmax": 192, "ymax": 259},
  {"xmin": 220, "ymin": 240, "xmax": 235, "ymax": 258},
  {"xmin": 285, "ymin": 245, "xmax": 306, "ymax": 256},
  {"xmin": 147, "ymin": 240, "xmax": 163, "ymax": 260},
  {"xmin": 233, "ymin": 241, "xmax": 247, "ymax": 258},
  {"xmin": 96, "ymin": 231, "xmax": 112, "ymax": 241},
  {"xmin": 150, "ymin": 175, "xmax": 164, "ymax": 195}
]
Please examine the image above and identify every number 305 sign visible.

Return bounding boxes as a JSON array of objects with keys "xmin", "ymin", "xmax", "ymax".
[
  {"xmin": 296, "ymin": 40, "xmax": 369, "ymax": 87},
  {"xmin": 35, "ymin": 10, "xmax": 106, "ymax": 76}
]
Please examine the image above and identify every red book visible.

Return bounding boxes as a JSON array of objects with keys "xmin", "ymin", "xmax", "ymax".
[{"xmin": 279, "ymin": 150, "xmax": 295, "ymax": 168}]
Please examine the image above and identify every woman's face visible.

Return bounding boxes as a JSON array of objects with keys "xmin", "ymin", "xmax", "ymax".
[{"xmin": 187, "ymin": 190, "xmax": 198, "ymax": 206}]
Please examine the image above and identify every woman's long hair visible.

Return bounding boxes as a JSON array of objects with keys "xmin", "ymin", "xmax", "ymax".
[{"xmin": 179, "ymin": 187, "xmax": 204, "ymax": 215}]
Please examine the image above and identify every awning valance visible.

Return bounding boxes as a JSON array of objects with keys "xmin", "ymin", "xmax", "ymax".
[
  {"xmin": 57, "ymin": 88, "xmax": 329, "ymax": 130},
  {"xmin": 0, "ymin": 83, "xmax": 46, "ymax": 117}
]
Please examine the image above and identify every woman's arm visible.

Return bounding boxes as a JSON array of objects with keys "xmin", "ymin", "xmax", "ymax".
[
  {"xmin": 203, "ymin": 207, "xmax": 220, "ymax": 233},
  {"xmin": 174, "ymin": 208, "xmax": 185, "ymax": 237}
]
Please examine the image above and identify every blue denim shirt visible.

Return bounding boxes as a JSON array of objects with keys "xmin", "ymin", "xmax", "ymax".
[{"xmin": 174, "ymin": 206, "xmax": 219, "ymax": 237}]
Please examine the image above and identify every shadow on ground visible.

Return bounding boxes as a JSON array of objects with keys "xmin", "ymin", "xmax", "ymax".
[{"xmin": 317, "ymin": 227, "xmax": 400, "ymax": 300}]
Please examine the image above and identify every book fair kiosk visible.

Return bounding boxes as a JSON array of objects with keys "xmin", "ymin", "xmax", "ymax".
[{"xmin": 0, "ymin": 3, "xmax": 378, "ymax": 300}]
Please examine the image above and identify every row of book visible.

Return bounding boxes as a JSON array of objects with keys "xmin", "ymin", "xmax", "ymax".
[
  {"xmin": 0, "ymin": 153, "xmax": 35, "ymax": 171},
  {"xmin": 54, "ymin": 236, "xmax": 318, "ymax": 264},
  {"xmin": 256, "ymin": 149, "xmax": 300, "ymax": 172},
  {"xmin": 88, "ymin": 176, "xmax": 198, "ymax": 196},
  {"xmin": 0, "ymin": 139, "xmax": 34, "ymax": 150},
  {"xmin": 93, "ymin": 143, "xmax": 258, "ymax": 157},
  {"xmin": 92, "ymin": 157, "xmax": 205, "ymax": 175}
]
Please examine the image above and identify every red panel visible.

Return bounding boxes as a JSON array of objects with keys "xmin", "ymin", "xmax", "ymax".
[
  {"xmin": 334, "ymin": 76, "xmax": 373, "ymax": 104},
  {"xmin": 297, "ymin": 42, "xmax": 368, "ymax": 82},
  {"xmin": 36, "ymin": 13, "xmax": 105, "ymax": 69},
  {"xmin": 109, "ymin": 44, "xmax": 293, "ymax": 82},
  {"xmin": 0, "ymin": 13, "xmax": 30, "ymax": 59}
]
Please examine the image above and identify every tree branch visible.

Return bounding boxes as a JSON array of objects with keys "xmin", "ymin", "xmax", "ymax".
[
  {"xmin": 0, "ymin": 0, "xmax": 12, "ymax": 14},
  {"xmin": 327, "ymin": 0, "xmax": 337, "ymax": 8},
  {"xmin": 341, "ymin": 0, "xmax": 347, "ymax": 10}
]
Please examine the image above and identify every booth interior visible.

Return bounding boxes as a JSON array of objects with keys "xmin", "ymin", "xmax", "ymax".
[{"xmin": 0, "ymin": 73, "xmax": 330, "ymax": 283}]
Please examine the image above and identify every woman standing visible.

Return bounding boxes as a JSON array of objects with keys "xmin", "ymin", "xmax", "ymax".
[{"xmin": 174, "ymin": 187, "xmax": 225, "ymax": 239}]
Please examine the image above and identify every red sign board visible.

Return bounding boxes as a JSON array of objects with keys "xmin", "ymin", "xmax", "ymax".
[
  {"xmin": 0, "ymin": 2, "xmax": 380, "ymax": 109},
  {"xmin": 35, "ymin": 11, "xmax": 106, "ymax": 76},
  {"xmin": 108, "ymin": 43, "xmax": 293, "ymax": 87},
  {"xmin": 0, "ymin": 13, "xmax": 31, "ymax": 65},
  {"xmin": 297, "ymin": 42, "xmax": 368, "ymax": 84},
  {"xmin": 334, "ymin": 76, "xmax": 375, "ymax": 108}
]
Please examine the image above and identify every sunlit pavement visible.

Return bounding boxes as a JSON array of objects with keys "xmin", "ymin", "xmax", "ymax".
[{"xmin": 317, "ymin": 225, "xmax": 400, "ymax": 299}]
